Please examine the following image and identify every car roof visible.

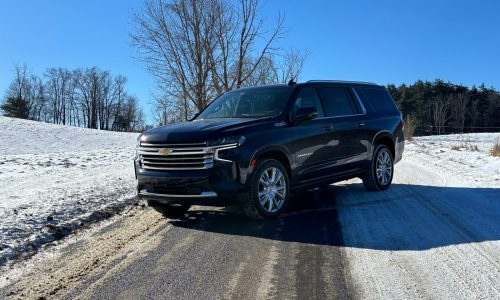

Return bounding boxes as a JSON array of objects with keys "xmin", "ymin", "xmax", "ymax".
[
  {"xmin": 299, "ymin": 80, "xmax": 381, "ymax": 88},
  {"xmin": 230, "ymin": 84, "xmax": 291, "ymax": 92},
  {"xmin": 232, "ymin": 80, "xmax": 382, "ymax": 92}
]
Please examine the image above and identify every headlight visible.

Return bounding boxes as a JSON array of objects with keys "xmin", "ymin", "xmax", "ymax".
[
  {"xmin": 208, "ymin": 136, "xmax": 245, "ymax": 162},
  {"xmin": 207, "ymin": 135, "xmax": 246, "ymax": 147}
]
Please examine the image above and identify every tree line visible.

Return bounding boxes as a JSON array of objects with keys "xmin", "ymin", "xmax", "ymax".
[
  {"xmin": 1, "ymin": 64, "xmax": 145, "ymax": 132},
  {"xmin": 388, "ymin": 80, "xmax": 500, "ymax": 136}
]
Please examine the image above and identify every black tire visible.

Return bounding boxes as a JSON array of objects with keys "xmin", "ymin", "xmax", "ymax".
[
  {"xmin": 241, "ymin": 159, "xmax": 290, "ymax": 220},
  {"xmin": 362, "ymin": 144, "xmax": 394, "ymax": 191},
  {"xmin": 147, "ymin": 200, "xmax": 191, "ymax": 218}
]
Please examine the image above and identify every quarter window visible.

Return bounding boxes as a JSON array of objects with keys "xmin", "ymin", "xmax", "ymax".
[
  {"xmin": 317, "ymin": 87, "xmax": 357, "ymax": 117},
  {"xmin": 355, "ymin": 87, "xmax": 399, "ymax": 115}
]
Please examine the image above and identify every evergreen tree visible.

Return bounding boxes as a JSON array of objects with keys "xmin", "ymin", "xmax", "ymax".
[
  {"xmin": 387, "ymin": 79, "xmax": 500, "ymax": 136},
  {"xmin": 0, "ymin": 97, "xmax": 30, "ymax": 119}
]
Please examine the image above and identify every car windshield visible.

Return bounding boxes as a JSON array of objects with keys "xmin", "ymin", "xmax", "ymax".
[{"xmin": 196, "ymin": 87, "xmax": 293, "ymax": 119}]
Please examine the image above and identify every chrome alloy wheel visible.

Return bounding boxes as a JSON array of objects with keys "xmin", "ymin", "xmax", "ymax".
[
  {"xmin": 258, "ymin": 167, "xmax": 286, "ymax": 213},
  {"xmin": 376, "ymin": 149, "xmax": 393, "ymax": 186}
]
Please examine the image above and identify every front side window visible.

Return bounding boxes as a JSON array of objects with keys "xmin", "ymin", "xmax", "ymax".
[
  {"xmin": 197, "ymin": 87, "xmax": 293, "ymax": 119},
  {"xmin": 293, "ymin": 87, "xmax": 325, "ymax": 118},
  {"xmin": 318, "ymin": 87, "xmax": 357, "ymax": 117}
]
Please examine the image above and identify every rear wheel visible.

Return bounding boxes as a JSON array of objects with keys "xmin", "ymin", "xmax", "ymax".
[
  {"xmin": 362, "ymin": 144, "xmax": 394, "ymax": 191},
  {"xmin": 147, "ymin": 200, "xmax": 191, "ymax": 218},
  {"xmin": 242, "ymin": 159, "xmax": 290, "ymax": 219}
]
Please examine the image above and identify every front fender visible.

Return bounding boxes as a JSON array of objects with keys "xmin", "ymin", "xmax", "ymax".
[{"xmin": 238, "ymin": 144, "xmax": 293, "ymax": 185}]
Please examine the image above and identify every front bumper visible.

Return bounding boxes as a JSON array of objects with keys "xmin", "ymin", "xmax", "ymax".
[{"xmin": 135, "ymin": 159, "xmax": 246, "ymax": 206}]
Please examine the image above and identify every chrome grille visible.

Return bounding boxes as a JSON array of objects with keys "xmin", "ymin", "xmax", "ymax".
[{"xmin": 138, "ymin": 142, "xmax": 214, "ymax": 171}]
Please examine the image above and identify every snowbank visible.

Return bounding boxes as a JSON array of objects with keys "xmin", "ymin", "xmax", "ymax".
[{"xmin": 0, "ymin": 117, "xmax": 139, "ymax": 266}]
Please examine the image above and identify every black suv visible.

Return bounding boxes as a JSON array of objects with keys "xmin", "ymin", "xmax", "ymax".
[{"xmin": 135, "ymin": 80, "xmax": 404, "ymax": 219}]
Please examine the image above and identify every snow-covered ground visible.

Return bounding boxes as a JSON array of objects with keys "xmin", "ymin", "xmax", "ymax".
[
  {"xmin": 404, "ymin": 133, "xmax": 500, "ymax": 187},
  {"xmin": 0, "ymin": 117, "xmax": 139, "ymax": 266},
  {"xmin": 338, "ymin": 133, "xmax": 500, "ymax": 299}
]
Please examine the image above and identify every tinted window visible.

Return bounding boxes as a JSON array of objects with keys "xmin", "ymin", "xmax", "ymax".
[
  {"xmin": 293, "ymin": 87, "xmax": 325, "ymax": 118},
  {"xmin": 197, "ymin": 87, "xmax": 292, "ymax": 119},
  {"xmin": 317, "ymin": 87, "xmax": 356, "ymax": 117},
  {"xmin": 355, "ymin": 87, "xmax": 399, "ymax": 115}
]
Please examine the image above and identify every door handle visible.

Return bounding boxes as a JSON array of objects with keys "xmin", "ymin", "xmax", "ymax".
[
  {"xmin": 323, "ymin": 124, "xmax": 334, "ymax": 131},
  {"xmin": 358, "ymin": 122, "xmax": 365, "ymax": 127}
]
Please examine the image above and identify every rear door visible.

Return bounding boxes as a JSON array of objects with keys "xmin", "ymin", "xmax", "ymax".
[{"xmin": 316, "ymin": 85, "xmax": 368, "ymax": 173}]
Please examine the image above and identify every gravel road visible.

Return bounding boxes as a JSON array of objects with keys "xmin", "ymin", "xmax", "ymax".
[{"xmin": 0, "ymin": 160, "xmax": 499, "ymax": 299}]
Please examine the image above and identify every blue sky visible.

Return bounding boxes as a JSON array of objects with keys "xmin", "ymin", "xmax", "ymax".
[{"xmin": 1, "ymin": 0, "xmax": 499, "ymax": 122}]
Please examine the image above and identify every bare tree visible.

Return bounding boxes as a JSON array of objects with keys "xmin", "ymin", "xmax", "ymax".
[
  {"xmin": 5, "ymin": 64, "xmax": 30, "ymax": 101},
  {"xmin": 114, "ymin": 96, "xmax": 145, "ymax": 131},
  {"xmin": 132, "ymin": 0, "xmax": 215, "ymax": 114},
  {"xmin": 73, "ymin": 67, "xmax": 111, "ymax": 129},
  {"xmin": 111, "ymin": 75, "xmax": 128, "ymax": 131},
  {"xmin": 151, "ymin": 96, "xmax": 170, "ymax": 126},
  {"xmin": 2, "ymin": 64, "xmax": 144, "ymax": 132},
  {"xmin": 30, "ymin": 75, "xmax": 46, "ymax": 121},
  {"xmin": 449, "ymin": 93, "xmax": 469, "ymax": 133},
  {"xmin": 209, "ymin": 0, "xmax": 285, "ymax": 90},
  {"xmin": 132, "ymin": 0, "xmax": 289, "ymax": 123},
  {"xmin": 4, "ymin": 64, "xmax": 35, "ymax": 119},
  {"xmin": 66, "ymin": 71, "xmax": 80, "ymax": 126},
  {"xmin": 431, "ymin": 96, "xmax": 451, "ymax": 135},
  {"xmin": 270, "ymin": 49, "xmax": 309, "ymax": 84},
  {"xmin": 45, "ymin": 68, "xmax": 73, "ymax": 124},
  {"xmin": 98, "ymin": 71, "xmax": 113, "ymax": 130}
]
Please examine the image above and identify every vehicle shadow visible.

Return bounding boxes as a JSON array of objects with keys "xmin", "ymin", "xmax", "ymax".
[{"xmin": 166, "ymin": 183, "xmax": 500, "ymax": 251}]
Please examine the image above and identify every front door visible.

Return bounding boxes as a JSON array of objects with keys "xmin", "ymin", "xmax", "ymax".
[{"xmin": 285, "ymin": 87, "xmax": 343, "ymax": 183}]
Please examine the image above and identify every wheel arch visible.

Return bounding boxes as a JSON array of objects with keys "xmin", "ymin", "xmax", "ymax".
[
  {"xmin": 372, "ymin": 131, "xmax": 395, "ymax": 158},
  {"xmin": 249, "ymin": 146, "xmax": 292, "ymax": 181}
]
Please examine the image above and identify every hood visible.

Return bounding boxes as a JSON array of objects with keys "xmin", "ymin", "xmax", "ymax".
[{"xmin": 141, "ymin": 118, "xmax": 268, "ymax": 143}]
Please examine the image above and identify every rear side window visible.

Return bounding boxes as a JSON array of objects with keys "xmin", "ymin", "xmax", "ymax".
[
  {"xmin": 355, "ymin": 87, "xmax": 399, "ymax": 115},
  {"xmin": 317, "ymin": 87, "xmax": 356, "ymax": 117}
]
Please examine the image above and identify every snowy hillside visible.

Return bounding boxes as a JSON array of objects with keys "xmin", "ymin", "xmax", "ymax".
[{"xmin": 0, "ymin": 117, "xmax": 139, "ymax": 266}]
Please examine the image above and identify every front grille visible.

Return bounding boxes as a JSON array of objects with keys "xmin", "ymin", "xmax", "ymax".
[
  {"xmin": 139, "ymin": 142, "xmax": 214, "ymax": 171},
  {"xmin": 151, "ymin": 177, "xmax": 210, "ymax": 195}
]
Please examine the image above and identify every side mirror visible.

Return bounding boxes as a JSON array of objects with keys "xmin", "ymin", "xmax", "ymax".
[{"xmin": 295, "ymin": 106, "xmax": 318, "ymax": 123}]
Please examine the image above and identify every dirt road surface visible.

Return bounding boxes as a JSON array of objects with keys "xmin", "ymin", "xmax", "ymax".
[{"xmin": 0, "ymin": 160, "xmax": 499, "ymax": 299}]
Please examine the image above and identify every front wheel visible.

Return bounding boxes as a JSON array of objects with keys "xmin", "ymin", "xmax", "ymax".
[
  {"xmin": 242, "ymin": 159, "xmax": 290, "ymax": 219},
  {"xmin": 362, "ymin": 145, "xmax": 394, "ymax": 191}
]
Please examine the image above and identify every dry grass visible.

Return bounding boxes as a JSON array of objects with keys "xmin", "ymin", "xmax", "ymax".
[
  {"xmin": 451, "ymin": 143, "xmax": 479, "ymax": 152},
  {"xmin": 403, "ymin": 115, "xmax": 418, "ymax": 141},
  {"xmin": 490, "ymin": 140, "xmax": 500, "ymax": 157}
]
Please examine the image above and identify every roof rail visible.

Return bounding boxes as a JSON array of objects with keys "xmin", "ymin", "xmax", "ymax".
[{"xmin": 306, "ymin": 80, "xmax": 378, "ymax": 85}]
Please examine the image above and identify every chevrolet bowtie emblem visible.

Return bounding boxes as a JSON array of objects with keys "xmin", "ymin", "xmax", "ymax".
[{"xmin": 159, "ymin": 148, "xmax": 173, "ymax": 155}]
